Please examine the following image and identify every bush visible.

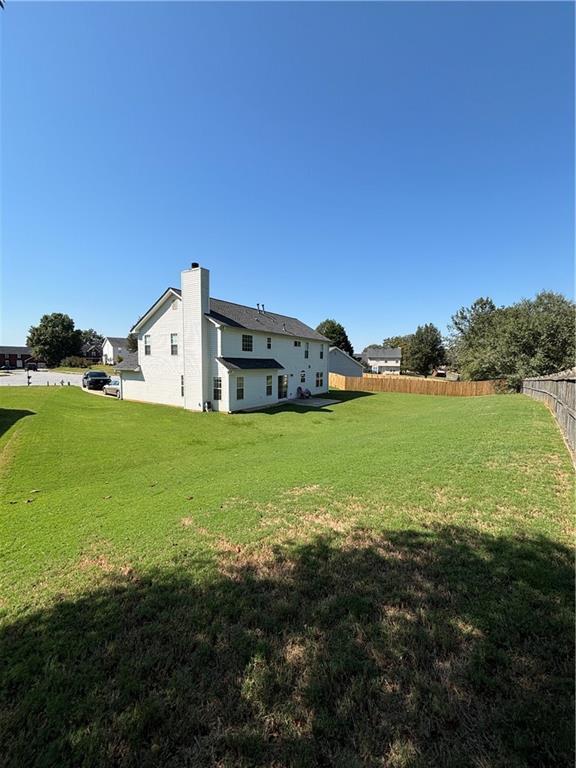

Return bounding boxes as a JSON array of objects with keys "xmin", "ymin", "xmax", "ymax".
[{"xmin": 60, "ymin": 356, "xmax": 90, "ymax": 368}]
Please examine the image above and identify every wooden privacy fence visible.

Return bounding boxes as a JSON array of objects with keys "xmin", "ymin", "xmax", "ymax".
[
  {"xmin": 329, "ymin": 372, "xmax": 502, "ymax": 397},
  {"xmin": 522, "ymin": 369, "xmax": 575, "ymax": 455}
]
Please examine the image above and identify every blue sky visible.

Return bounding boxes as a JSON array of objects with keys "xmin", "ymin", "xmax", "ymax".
[{"xmin": 1, "ymin": 1, "xmax": 573, "ymax": 352}]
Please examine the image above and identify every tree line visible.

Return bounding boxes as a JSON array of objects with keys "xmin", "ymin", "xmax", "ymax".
[
  {"xmin": 316, "ymin": 290, "xmax": 574, "ymax": 387},
  {"xmin": 26, "ymin": 289, "xmax": 574, "ymax": 383}
]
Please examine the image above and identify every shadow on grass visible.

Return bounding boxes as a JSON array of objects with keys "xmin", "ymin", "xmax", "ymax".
[
  {"xmin": 0, "ymin": 526, "xmax": 573, "ymax": 767},
  {"xmin": 255, "ymin": 390, "xmax": 375, "ymax": 415},
  {"xmin": 0, "ymin": 408, "xmax": 35, "ymax": 439}
]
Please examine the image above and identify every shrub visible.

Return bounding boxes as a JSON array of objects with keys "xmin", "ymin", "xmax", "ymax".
[{"xmin": 60, "ymin": 356, "xmax": 90, "ymax": 368}]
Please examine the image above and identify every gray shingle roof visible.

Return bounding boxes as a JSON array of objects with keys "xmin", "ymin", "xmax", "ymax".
[
  {"xmin": 362, "ymin": 346, "xmax": 402, "ymax": 360},
  {"xmin": 105, "ymin": 337, "xmax": 129, "ymax": 348},
  {"xmin": 114, "ymin": 352, "xmax": 140, "ymax": 371},
  {"xmin": 217, "ymin": 357, "xmax": 284, "ymax": 371},
  {"xmin": 0, "ymin": 346, "xmax": 31, "ymax": 355},
  {"xmin": 167, "ymin": 290, "xmax": 327, "ymax": 342}
]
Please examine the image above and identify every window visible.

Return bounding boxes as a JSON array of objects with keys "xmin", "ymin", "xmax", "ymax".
[
  {"xmin": 144, "ymin": 335, "xmax": 151, "ymax": 355},
  {"xmin": 267, "ymin": 337, "xmax": 272, "ymax": 350},
  {"xmin": 320, "ymin": 344, "xmax": 324, "ymax": 359},
  {"xmin": 236, "ymin": 376, "xmax": 244, "ymax": 401},
  {"xmin": 181, "ymin": 375, "xmax": 184, "ymax": 397},
  {"xmin": 242, "ymin": 334, "xmax": 253, "ymax": 352},
  {"xmin": 170, "ymin": 333, "xmax": 178, "ymax": 356},
  {"xmin": 300, "ymin": 371, "xmax": 306, "ymax": 383},
  {"xmin": 293, "ymin": 340, "xmax": 301, "ymax": 347},
  {"xmin": 316, "ymin": 372, "xmax": 324, "ymax": 387},
  {"xmin": 266, "ymin": 375, "xmax": 273, "ymax": 396},
  {"xmin": 213, "ymin": 377, "xmax": 222, "ymax": 400},
  {"xmin": 304, "ymin": 342, "xmax": 309, "ymax": 359}
]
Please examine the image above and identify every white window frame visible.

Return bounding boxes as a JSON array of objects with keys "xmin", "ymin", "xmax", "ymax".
[
  {"xmin": 242, "ymin": 334, "xmax": 253, "ymax": 352},
  {"xmin": 236, "ymin": 376, "xmax": 245, "ymax": 401},
  {"xmin": 170, "ymin": 333, "xmax": 178, "ymax": 356},
  {"xmin": 144, "ymin": 335, "xmax": 151, "ymax": 355},
  {"xmin": 213, "ymin": 377, "xmax": 222, "ymax": 401}
]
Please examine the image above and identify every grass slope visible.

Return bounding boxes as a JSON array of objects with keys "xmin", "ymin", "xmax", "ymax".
[{"xmin": 0, "ymin": 388, "xmax": 573, "ymax": 767}]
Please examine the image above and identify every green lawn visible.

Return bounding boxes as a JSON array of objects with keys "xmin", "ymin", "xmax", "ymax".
[{"xmin": 0, "ymin": 387, "xmax": 573, "ymax": 767}]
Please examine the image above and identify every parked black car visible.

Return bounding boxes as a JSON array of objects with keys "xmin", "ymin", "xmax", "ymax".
[
  {"xmin": 25, "ymin": 362, "xmax": 38, "ymax": 371},
  {"xmin": 82, "ymin": 371, "xmax": 111, "ymax": 390}
]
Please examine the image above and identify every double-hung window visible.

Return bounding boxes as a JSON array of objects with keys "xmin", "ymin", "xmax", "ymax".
[
  {"xmin": 316, "ymin": 372, "xmax": 324, "ymax": 387},
  {"xmin": 242, "ymin": 334, "xmax": 253, "ymax": 352},
  {"xmin": 170, "ymin": 333, "xmax": 178, "ymax": 355},
  {"xmin": 144, "ymin": 335, "xmax": 151, "ymax": 355},
  {"xmin": 304, "ymin": 342, "xmax": 309, "ymax": 359},
  {"xmin": 236, "ymin": 376, "xmax": 245, "ymax": 401},
  {"xmin": 213, "ymin": 377, "xmax": 222, "ymax": 401},
  {"xmin": 300, "ymin": 371, "xmax": 306, "ymax": 383},
  {"xmin": 320, "ymin": 344, "xmax": 324, "ymax": 360},
  {"xmin": 266, "ymin": 375, "xmax": 273, "ymax": 396},
  {"xmin": 266, "ymin": 337, "xmax": 272, "ymax": 350}
]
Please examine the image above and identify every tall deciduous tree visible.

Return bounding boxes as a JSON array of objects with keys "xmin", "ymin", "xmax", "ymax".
[
  {"xmin": 316, "ymin": 319, "xmax": 354, "ymax": 356},
  {"xmin": 450, "ymin": 292, "xmax": 575, "ymax": 388},
  {"xmin": 409, "ymin": 324, "xmax": 446, "ymax": 376},
  {"xmin": 80, "ymin": 328, "xmax": 104, "ymax": 346},
  {"xmin": 27, "ymin": 313, "xmax": 83, "ymax": 368}
]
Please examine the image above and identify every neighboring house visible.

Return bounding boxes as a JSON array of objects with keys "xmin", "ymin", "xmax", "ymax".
[
  {"xmin": 102, "ymin": 337, "xmax": 129, "ymax": 365},
  {"xmin": 329, "ymin": 346, "xmax": 364, "ymax": 377},
  {"xmin": 362, "ymin": 346, "xmax": 402, "ymax": 374},
  {"xmin": 0, "ymin": 346, "xmax": 33, "ymax": 369},
  {"xmin": 81, "ymin": 342, "xmax": 102, "ymax": 364},
  {"xmin": 116, "ymin": 263, "xmax": 330, "ymax": 412}
]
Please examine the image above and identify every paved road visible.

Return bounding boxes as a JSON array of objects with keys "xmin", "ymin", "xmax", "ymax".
[{"xmin": 0, "ymin": 370, "xmax": 84, "ymax": 387}]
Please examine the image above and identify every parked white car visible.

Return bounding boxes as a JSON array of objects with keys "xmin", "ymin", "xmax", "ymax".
[{"xmin": 102, "ymin": 378, "xmax": 122, "ymax": 399}]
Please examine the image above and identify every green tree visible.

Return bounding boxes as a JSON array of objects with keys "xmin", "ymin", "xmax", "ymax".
[
  {"xmin": 80, "ymin": 328, "xmax": 104, "ymax": 346},
  {"xmin": 409, "ymin": 324, "xmax": 446, "ymax": 376},
  {"xmin": 450, "ymin": 292, "xmax": 575, "ymax": 388},
  {"xmin": 27, "ymin": 313, "xmax": 83, "ymax": 368},
  {"xmin": 127, "ymin": 333, "xmax": 138, "ymax": 353},
  {"xmin": 316, "ymin": 319, "xmax": 354, "ymax": 356}
]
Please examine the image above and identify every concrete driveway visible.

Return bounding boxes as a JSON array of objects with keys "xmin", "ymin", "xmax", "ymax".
[{"xmin": 0, "ymin": 370, "xmax": 84, "ymax": 388}]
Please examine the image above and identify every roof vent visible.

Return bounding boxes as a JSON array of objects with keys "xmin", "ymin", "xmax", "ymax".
[
  {"xmin": 257, "ymin": 303, "xmax": 261, "ymax": 312},
  {"xmin": 191, "ymin": 262, "xmax": 199, "ymax": 269},
  {"xmin": 262, "ymin": 304, "xmax": 265, "ymax": 314}
]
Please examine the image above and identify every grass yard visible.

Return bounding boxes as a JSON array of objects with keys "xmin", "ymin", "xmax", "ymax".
[{"xmin": 0, "ymin": 387, "xmax": 573, "ymax": 767}]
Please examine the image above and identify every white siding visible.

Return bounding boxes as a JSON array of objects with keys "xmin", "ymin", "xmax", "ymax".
[
  {"xmin": 366, "ymin": 357, "xmax": 401, "ymax": 374},
  {"xmin": 121, "ymin": 299, "xmax": 184, "ymax": 407},
  {"xmin": 219, "ymin": 328, "xmax": 329, "ymax": 411},
  {"xmin": 119, "ymin": 266, "xmax": 330, "ymax": 413},
  {"xmin": 102, "ymin": 340, "xmax": 114, "ymax": 365}
]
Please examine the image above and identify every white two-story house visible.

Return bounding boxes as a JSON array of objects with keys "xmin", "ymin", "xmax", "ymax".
[
  {"xmin": 362, "ymin": 346, "xmax": 402, "ymax": 374},
  {"xmin": 116, "ymin": 264, "xmax": 330, "ymax": 412}
]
